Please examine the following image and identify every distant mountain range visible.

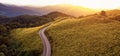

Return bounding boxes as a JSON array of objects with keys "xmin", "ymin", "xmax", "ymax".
[
  {"xmin": 0, "ymin": 3, "xmax": 41, "ymax": 16},
  {"xmin": 0, "ymin": 3, "xmax": 98, "ymax": 17}
]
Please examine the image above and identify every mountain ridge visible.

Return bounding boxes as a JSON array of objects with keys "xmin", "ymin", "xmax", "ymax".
[{"xmin": 0, "ymin": 3, "xmax": 98, "ymax": 17}]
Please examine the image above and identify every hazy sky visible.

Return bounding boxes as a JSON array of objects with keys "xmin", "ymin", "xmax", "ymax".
[{"xmin": 0, "ymin": 0, "xmax": 120, "ymax": 9}]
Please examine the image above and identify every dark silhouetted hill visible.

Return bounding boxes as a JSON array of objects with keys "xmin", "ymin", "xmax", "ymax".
[{"xmin": 42, "ymin": 11, "xmax": 74, "ymax": 19}]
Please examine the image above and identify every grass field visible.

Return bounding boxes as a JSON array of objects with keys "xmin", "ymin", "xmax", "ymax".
[
  {"xmin": 46, "ymin": 14, "xmax": 120, "ymax": 56},
  {"xmin": 10, "ymin": 26, "xmax": 43, "ymax": 56}
]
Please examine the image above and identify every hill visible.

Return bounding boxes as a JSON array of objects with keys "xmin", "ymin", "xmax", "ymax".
[
  {"xmin": 0, "ymin": 11, "xmax": 73, "ymax": 27},
  {"xmin": 0, "ymin": 3, "xmax": 98, "ymax": 17},
  {"xmin": 42, "ymin": 11, "xmax": 74, "ymax": 19},
  {"xmin": 45, "ymin": 10, "xmax": 120, "ymax": 56},
  {"xmin": 27, "ymin": 4, "xmax": 97, "ymax": 17},
  {"xmin": 0, "ymin": 3, "xmax": 40, "ymax": 17},
  {"xmin": 106, "ymin": 9, "xmax": 120, "ymax": 16},
  {"xmin": 0, "ymin": 15, "xmax": 50, "ymax": 56},
  {"xmin": 0, "ymin": 12, "xmax": 70, "ymax": 56},
  {"xmin": 10, "ymin": 26, "xmax": 43, "ymax": 56},
  {"xmin": 0, "ymin": 15, "xmax": 9, "ymax": 23}
]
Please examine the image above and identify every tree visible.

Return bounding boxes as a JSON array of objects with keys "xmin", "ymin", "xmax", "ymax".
[
  {"xmin": 100, "ymin": 10, "xmax": 106, "ymax": 16},
  {"xmin": 0, "ymin": 25, "xmax": 7, "ymax": 36}
]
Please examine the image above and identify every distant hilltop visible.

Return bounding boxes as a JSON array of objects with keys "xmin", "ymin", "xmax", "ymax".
[{"xmin": 0, "ymin": 3, "xmax": 98, "ymax": 17}]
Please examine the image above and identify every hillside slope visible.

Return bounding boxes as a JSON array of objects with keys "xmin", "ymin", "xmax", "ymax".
[
  {"xmin": 46, "ymin": 13, "xmax": 120, "ymax": 56},
  {"xmin": 10, "ymin": 26, "xmax": 43, "ymax": 56}
]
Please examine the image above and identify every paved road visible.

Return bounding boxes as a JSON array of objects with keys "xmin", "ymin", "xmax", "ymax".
[{"xmin": 39, "ymin": 26, "xmax": 51, "ymax": 56}]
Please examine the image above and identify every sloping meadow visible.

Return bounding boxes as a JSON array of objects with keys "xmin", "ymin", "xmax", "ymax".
[
  {"xmin": 46, "ymin": 15, "xmax": 120, "ymax": 56},
  {"xmin": 10, "ymin": 26, "xmax": 43, "ymax": 56}
]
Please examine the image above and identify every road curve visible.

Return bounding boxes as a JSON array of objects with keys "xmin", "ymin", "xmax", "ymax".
[{"xmin": 39, "ymin": 26, "xmax": 51, "ymax": 56}]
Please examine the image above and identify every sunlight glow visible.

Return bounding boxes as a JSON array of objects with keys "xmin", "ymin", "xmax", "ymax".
[{"xmin": 0, "ymin": 0, "xmax": 120, "ymax": 10}]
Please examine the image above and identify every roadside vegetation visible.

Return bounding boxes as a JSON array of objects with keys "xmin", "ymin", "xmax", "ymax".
[
  {"xmin": 10, "ymin": 26, "xmax": 43, "ymax": 56},
  {"xmin": 46, "ymin": 10, "xmax": 120, "ymax": 56}
]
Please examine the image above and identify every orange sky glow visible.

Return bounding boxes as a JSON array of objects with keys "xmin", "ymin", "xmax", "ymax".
[{"xmin": 0, "ymin": 0, "xmax": 120, "ymax": 10}]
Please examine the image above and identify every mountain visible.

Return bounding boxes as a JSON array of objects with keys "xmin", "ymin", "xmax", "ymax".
[
  {"xmin": 0, "ymin": 15, "xmax": 9, "ymax": 23},
  {"xmin": 0, "ymin": 3, "xmax": 40, "ymax": 17},
  {"xmin": 42, "ymin": 11, "xmax": 73, "ymax": 19},
  {"xmin": 25, "ymin": 4, "xmax": 97, "ymax": 17},
  {"xmin": 0, "ymin": 3, "xmax": 97, "ymax": 17}
]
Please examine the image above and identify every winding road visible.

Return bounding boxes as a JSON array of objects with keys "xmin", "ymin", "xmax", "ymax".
[{"xmin": 39, "ymin": 25, "xmax": 51, "ymax": 56}]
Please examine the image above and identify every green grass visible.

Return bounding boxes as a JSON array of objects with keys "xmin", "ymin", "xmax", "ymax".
[
  {"xmin": 10, "ymin": 26, "xmax": 43, "ymax": 55},
  {"xmin": 46, "ymin": 15, "xmax": 120, "ymax": 56}
]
